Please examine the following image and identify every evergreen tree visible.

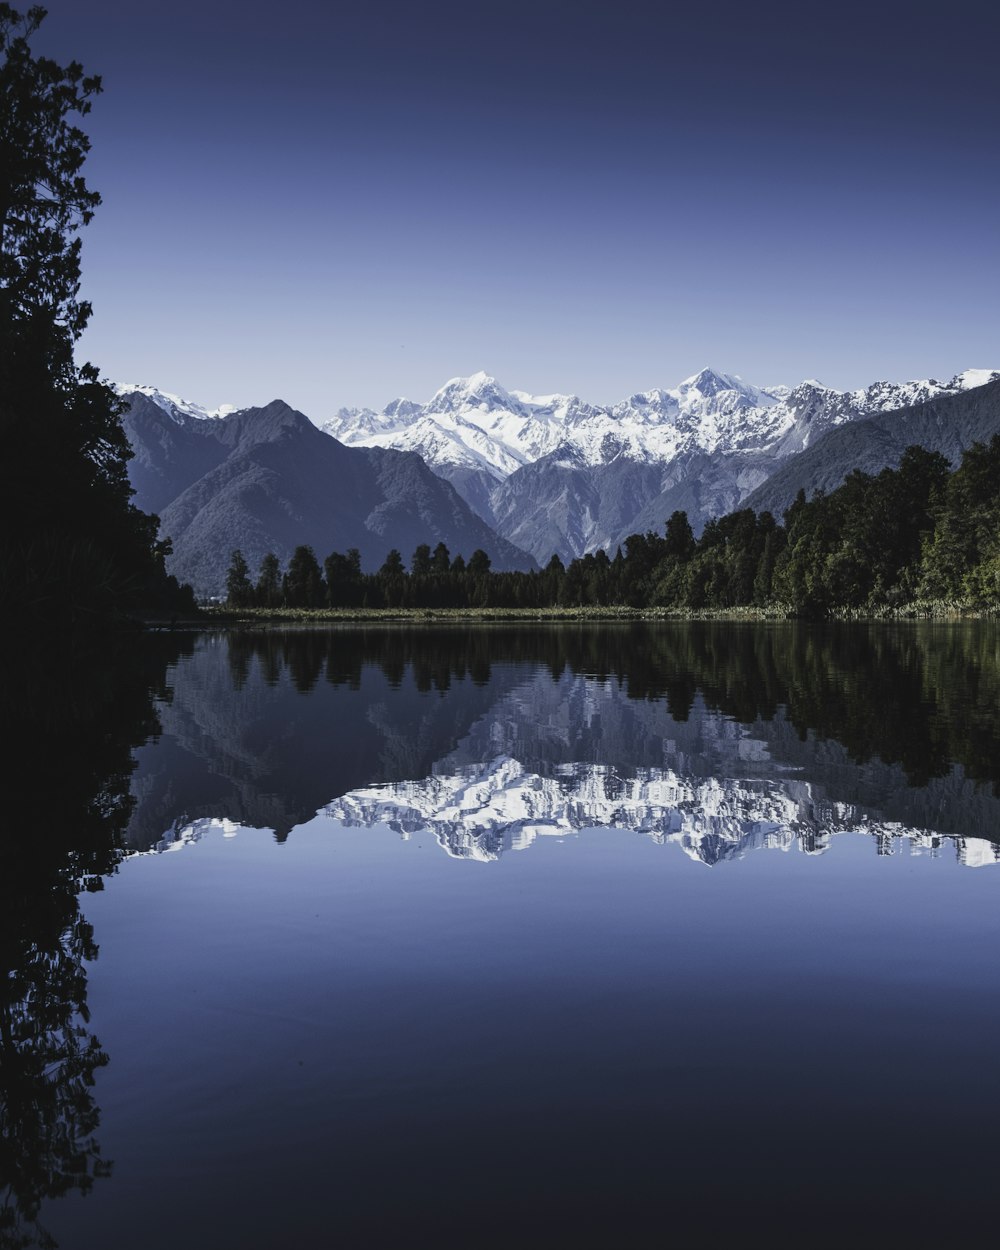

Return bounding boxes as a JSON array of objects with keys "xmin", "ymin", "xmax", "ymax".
[
  {"xmin": 282, "ymin": 545, "xmax": 325, "ymax": 607},
  {"xmin": 543, "ymin": 553, "xmax": 566, "ymax": 603},
  {"xmin": 466, "ymin": 549, "xmax": 491, "ymax": 607},
  {"xmin": 0, "ymin": 5, "xmax": 192, "ymax": 622},
  {"xmin": 225, "ymin": 550, "xmax": 254, "ymax": 607},
  {"xmin": 752, "ymin": 516, "xmax": 784, "ymax": 605},
  {"xmin": 410, "ymin": 544, "xmax": 432, "ymax": 577},
  {"xmin": 432, "ymin": 542, "xmax": 451, "ymax": 575},
  {"xmin": 378, "ymin": 548, "xmax": 406, "ymax": 607},
  {"xmin": 324, "ymin": 548, "xmax": 363, "ymax": 607},
  {"xmin": 919, "ymin": 436, "xmax": 1000, "ymax": 602},
  {"xmin": 255, "ymin": 552, "xmax": 281, "ymax": 607},
  {"xmin": 664, "ymin": 510, "xmax": 696, "ymax": 561}
]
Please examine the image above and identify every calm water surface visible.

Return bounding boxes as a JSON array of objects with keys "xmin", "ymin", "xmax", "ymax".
[{"xmin": 4, "ymin": 623, "xmax": 999, "ymax": 1248}]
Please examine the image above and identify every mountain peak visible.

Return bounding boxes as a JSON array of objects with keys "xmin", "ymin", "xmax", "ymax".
[
  {"xmin": 116, "ymin": 382, "xmax": 236, "ymax": 424},
  {"xmin": 678, "ymin": 367, "xmax": 746, "ymax": 396},
  {"xmin": 951, "ymin": 367, "xmax": 1000, "ymax": 391},
  {"xmin": 427, "ymin": 371, "xmax": 519, "ymax": 413}
]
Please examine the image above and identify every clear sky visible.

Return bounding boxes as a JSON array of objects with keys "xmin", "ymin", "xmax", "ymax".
[{"xmin": 32, "ymin": 0, "xmax": 1000, "ymax": 416}]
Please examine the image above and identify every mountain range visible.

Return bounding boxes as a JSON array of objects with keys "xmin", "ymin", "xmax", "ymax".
[
  {"xmin": 324, "ymin": 367, "xmax": 1000, "ymax": 560},
  {"xmin": 119, "ymin": 365, "xmax": 1000, "ymax": 590}
]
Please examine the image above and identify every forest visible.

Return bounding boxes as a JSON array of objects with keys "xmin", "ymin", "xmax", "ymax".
[{"xmin": 225, "ymin": 437, "xmax": 1000, "ymax": 616}]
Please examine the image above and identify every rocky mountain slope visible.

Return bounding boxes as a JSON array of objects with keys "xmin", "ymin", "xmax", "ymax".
[{"xmin": 122, "ymin": 391, "xmax": 536, "ymax": 595}]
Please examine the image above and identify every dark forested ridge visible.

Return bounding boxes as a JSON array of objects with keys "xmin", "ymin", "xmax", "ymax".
[
  {"xmin": 0, "ymin": 6, "xmax": 194, "ymax": 626},
  {"xmin": 225, "ymin": 436, "xmax": 1000, "ymax": 616},
  {"xmin": 123, "ymin": 393, "xmax": 537, "ymax": 595},
  {"xmin": 744, "ymin": 376, "xmax": 1000, "ymax": 518}
]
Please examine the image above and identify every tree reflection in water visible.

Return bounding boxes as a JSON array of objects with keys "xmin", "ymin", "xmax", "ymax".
[
  {"xmin": 1, "ymin": 621, "xmax": 998, "ymax": 1246},
  {"xmin": 0, "ymin": 636, "xmax": 190, "ymax": 1249},
  {"xmin": 224, "ymin": 621, "xmax": 1000, "ymax": 791}
]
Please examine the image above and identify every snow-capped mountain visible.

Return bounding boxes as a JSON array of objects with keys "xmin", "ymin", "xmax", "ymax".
[
  {"xmin": 118, "ymin": 365, "xmax": 1000, "ymax": 568},
  {"xmin": 323, "ymin": 367, "xmax": 791, "ymax": 478},
  {"xmin": 321, "ymin": 365, "xmax": 999, "ymax": 560},
  {"xmin": 323, "ymin": 366, "xmax": 998, "ymax": 481},
  {"xmin": 115, "ymin": 382, "xmax": 238, "ymax": 424}
]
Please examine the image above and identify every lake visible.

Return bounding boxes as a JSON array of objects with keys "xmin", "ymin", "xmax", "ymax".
[{"xmin": 4, "ymin": 622, "xmax": 999, "ymax": 1248}]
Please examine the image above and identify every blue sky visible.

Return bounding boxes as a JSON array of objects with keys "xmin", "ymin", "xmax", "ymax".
[{"xmin": 33, "ymin": 0, "xmax": 1000, "ymax": 415}]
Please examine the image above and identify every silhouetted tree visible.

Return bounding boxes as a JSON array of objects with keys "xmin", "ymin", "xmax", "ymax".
[
  {"xmin": 255, "ymin": 552, "xmax": 281, "ymax": 607},
  {"xmin": 0, "ymin": 4, "xmax": 193, "ymax": 623},
  {"xmin": 432, "ymin": 542, "xmax": 451, "ymax": 575},
  {"xmin": 378, "ymin": 548, "xmax": 406, "ymax": 607},
  {"xmin": 664, "ymin": 510, "xmax": 696, "ymax": 561},
  {"xmin": 225, "ymin": 549, "xmax": 254, "ymax": 607},
  {"xmin": 282, "ymin": 545, "xmax": 325, "ymax": 607},
  {"xmin": 410, "ymin": 544, "xmax": 432, "ymax": 577},
  {"xmin": 466, "ymin": 549, "xmax": 492, "ymax": 606},
  {"xmin": 324, "ymin": 548, "xmax": 363, "ymax": 607}
]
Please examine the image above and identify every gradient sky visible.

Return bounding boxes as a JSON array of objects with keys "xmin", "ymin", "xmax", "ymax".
[{"xmin": 32, "ymin": 0, "xmax": 1000, "ymax": 416}]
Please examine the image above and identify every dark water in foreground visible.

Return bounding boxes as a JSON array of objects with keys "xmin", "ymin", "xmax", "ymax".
[{"xmin": 3, "ymin": 623, "xmax": 999, "ymax": 1248}]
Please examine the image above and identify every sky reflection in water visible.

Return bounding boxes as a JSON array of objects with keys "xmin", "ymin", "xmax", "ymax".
[{"xmin": 11, "ymin": 623, "xmax": 1000, "ymax": 1248}]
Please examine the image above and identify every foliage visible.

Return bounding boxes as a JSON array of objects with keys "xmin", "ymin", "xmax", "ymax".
[
  {"xmin": 254, "ymin": 552, "xmax": 281, "ymax": 608},
  {"xmin": 282, "ymin": 545, "xmax": 324, "ymax": 608},
  {"xmin": 917, "ymin": 436, "xmax": 1000, "ymax": 603},
  {"xmin": 0, "ymin": 4, "xmax": 194, "ymax": 625},
  {"xmin": 224, "ymin": 549, "xmax": 253, "ymax": 608}
]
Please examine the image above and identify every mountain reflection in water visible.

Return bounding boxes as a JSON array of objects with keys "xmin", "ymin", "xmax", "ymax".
[
  {"xmin": 131, "ymin": 623, "xmax": 1000, "ymax": 862},
  {"xmin": 326, "ymin": 757, "xmax": 999, "ymax": 867},
  {"xmin": 4, "ymin": 622, "xmax": 998, "ymax": 1248}
]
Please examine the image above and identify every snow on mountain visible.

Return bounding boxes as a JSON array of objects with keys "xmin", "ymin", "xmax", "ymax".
[
  {"xmin": 325, "ymin": 371, "xmax": 598, "ymax": 477},
  {"xmin": 322, "ymin": 367, "xmax": 787, "ymax": 478},
  {"xmin": 124, "ymin": 365, "xmax": 999, "ymax": 480},
  {"xmin": 118, "ymin": 366, "xmax": 999, "ymax": 565},
  {"xmin": 322, "ymin": 366, "xmax": 1000, "ymax": 482},
  {"xmin": 116, "ymin": 383, "xmax": 238, "ymax": 424},
  {"xmin": 771, "ymin": 368, "xmax": 1000, "ymax": 454},
  {"xmin": 953, "ymin": 367, "xmax": 1000, "ymax": 390}
]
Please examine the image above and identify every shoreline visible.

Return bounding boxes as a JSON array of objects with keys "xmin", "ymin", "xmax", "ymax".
[{"xmin": 140, "ymin": 602, "xmax": 999, "ymax": 629}]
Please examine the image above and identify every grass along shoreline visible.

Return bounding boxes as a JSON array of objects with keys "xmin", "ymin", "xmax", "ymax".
[{"xmin": 194, "ymin": 601, "xmax": 998, "ymax": 627}]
